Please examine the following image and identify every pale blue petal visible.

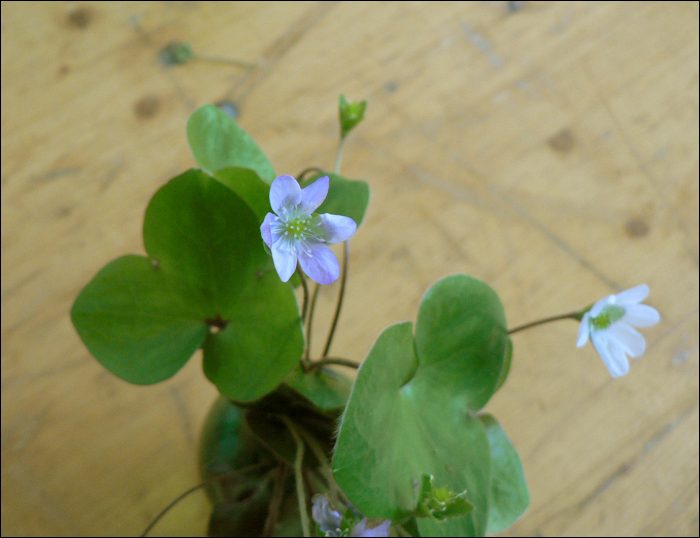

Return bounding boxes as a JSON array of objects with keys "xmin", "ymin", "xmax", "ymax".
[
  {"xmin": 350, "ymin": 519, "xmax": 391, "ymax": 537},
  {"xmin": 577, "ymin": 314, "xmax": 590, "ymax": 347},
  {"xmin": 615, "ymin": 284, "xmax": 649, "ymax": 305},
  {"xmin": 321, "ymin": 213, "xmax": 357, "ymax": 244},
  {"xmin": 270, "ymin": 175, "xmax": 301, "ymax": 215},
  {"xmin": 260, "ymin": 212, "xmax": 276, "ymax": 247},
  {"xmin": 298, "ymin": 242, "xmax": 339, "ymax": 285},
  {"xmin": 592, "ymin": 331, "xmax": 630, "ymax": 377},
  {"xmin": 271, "ymin": 238, "xmax": 297, "ymax": 282},
  {"xmin": 622, "ymin": 304, "xmax": 660, "ymax": 327},
  {"xmin": 608, "ymin": 322, "xmax": 646, "ymax": 357},
  {"xmin": 590, "ymin": 295, "xmax": 613, "ymax": 317},
  {"xmin": 300, "ymin": 175, "xmax": 329, "ymax": 213},
  {"xmin": 311, "ymin": 495, "xmax": 342, "ymax": 534}
]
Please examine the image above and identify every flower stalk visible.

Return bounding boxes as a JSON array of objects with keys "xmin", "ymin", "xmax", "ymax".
[
  {"xmin": 321, "ymin": 240, "xmax": 350, "ymax": 359},
  {"xmin": 508, "ymin": 312, "xmax": 583, "ymax": 335},
  {"xmin": 281, "ymin": 416, "xmax": 311, "ymax": 537}
]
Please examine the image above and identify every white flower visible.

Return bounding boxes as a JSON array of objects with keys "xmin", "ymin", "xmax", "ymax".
[
  {"xmin": 577, "ymin": 284, "xmax": 660, "ymax": 377},
  {"xmin": 260, "ymin": 175, "xmax": 357, "ymax": 285}
]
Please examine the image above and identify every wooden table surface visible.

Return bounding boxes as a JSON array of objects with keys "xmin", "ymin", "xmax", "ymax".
[{"xmin": 2, "ymin": 2, "xmax": 698, "ymax": 536}]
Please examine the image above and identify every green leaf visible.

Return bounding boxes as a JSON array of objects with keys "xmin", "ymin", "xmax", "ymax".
[
  {"xmin": 187, "ymin": 104, "xmax": 275, "ymax": 182},
  {"xmin": 494, "ymin": 337, "xmax": 513, "ymax": 392},
  {"xmin": 284, "ymin": 365, "xmax": 352, "ymax": 411},
  {"xmin": 71, "ymin": 255, "xmax": 209, "ymax": 384},
  {"xmin": 339, "ymin": 94, "xmax": 367, "ymax": 139},
  {"xmin": 201, "ymin": 271, "xmax": 304, "ymax": 401},
  {"xmin": 415, "ymin": 275, "xmax": 509, "ymax": 411},
  {"xmin": 332, "ymin": 275, "xmax": 510, "ymax": 536},
  {"xmin": 302, "ymin": 172, "xmax": 370, "ymax": 226},
  {"xmin": 72, "ymin": 169, "xmax": 303, "ymax": 401},
  {"xmin": 479, "ymin": 414, "xmax": 529, "ymax": 534},
  {"xmin": 214, "ymin": 167, "xmax": 271, "ymax": 223}
]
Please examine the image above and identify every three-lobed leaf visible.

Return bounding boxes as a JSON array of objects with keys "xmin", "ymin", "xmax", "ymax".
[
  {"xmin": 332, "ymin": 275, "xmax": 512, "ymax": 536},
  {"xmin": 72, "ymin": 169, "xmax": 303, "ymax": 401},
  {"xmin": 71, "ymin": 255, "xmax": 209, "ymax": 384}
]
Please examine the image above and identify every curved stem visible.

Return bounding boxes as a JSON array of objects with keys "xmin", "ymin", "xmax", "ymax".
[
  {"xmin": 297, "ymin": 267, "xmax": 309, "ymax": 323},
  {"xmin": 508, "ymin": 312, "xmax": 581, "ymax": 335},
  {"xmin": 262, "ymin": 463, "xmax": 288, "ymax": 537},
  {"xmin": 304, "ymin": 283, "xmax": 321, "ymax": 365},
  {"xmin": 191, "ymin": 53, "xmax": 256, "ymax": 68},
  {"xmin": 297, "ymin": 167, "xmax": 325, "ymax": 182},
  {"xmin": 308, "ymin": 357, "xmax": 360, "ymax": 372},
  {"xmin": 334, "ymin": 138, "xmax": 345, "ymax": 175},
  {"xmin": 281, "ymin": 417, "xmax": 311, "ymax": 538},
  {"xmin": 321, "ymin": 241, "xmax": 349, "ymax": 359},
  {"xmin": 140, "ymin": 462, "xmax": 271, "ymax": 537},
  {"xmin": 296, "ymin": 425, "xmax": 343, "ymax": 508}
]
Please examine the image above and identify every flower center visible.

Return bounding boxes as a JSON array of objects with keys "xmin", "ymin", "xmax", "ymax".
[
  {"xmin": 285, "ymin": 216, "xmax": 313, "ymax": 241},
  {"xmin": 273, "ymin": 209, "xmax": 324, "ymax": 251},
  {"xmin": 590, "ymin": 305, "xmax": 625, "ymax": 330}
]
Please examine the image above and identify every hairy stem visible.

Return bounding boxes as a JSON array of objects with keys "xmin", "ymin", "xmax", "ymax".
[
  {"xmin": 140, "ymin": 462, "xmax": 271, "ymax": 537},
  {"xmin": 334, "ymin": 137, "xmax": 345, "ymax": 175},
  {"xmin": 308, "ymin": 357, "xmax": 359, "ymax": 372},
  {"xmin": 191, "ymin": 53, "xmax": 256, "ymax": 68},
  {"xmin": 508, "ymin": 312, "xmax": 582, "ymax": 335},
  {"xmin": 297, "ymin": 267, "xmax": 309, "ymax": 323},
  {"xmin": 321, "ymin": 240, "xmax": 349, "ymax": 359},
  {"xmin": 296, "ymin": 167, "xmax": 325, "ymax": 182},
  {"xmin": 296, "ymin": 425, "xmax": 343, "ymax": 507},
  {"xmin": 304, "ymin": 283, "xmax": 321, "ymax": 365},
  {"xmin": 262, "ymin": 463, "xmax": 288, "ymax": 537},
  {"xmin": 281, "ymin": 417, "xmax": 311, "ymax": 537}
]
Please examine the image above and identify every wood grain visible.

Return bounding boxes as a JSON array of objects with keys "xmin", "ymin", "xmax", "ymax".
[{"xmin": 2, "ymin": 2, "xmax": 697, "ymax": 536}]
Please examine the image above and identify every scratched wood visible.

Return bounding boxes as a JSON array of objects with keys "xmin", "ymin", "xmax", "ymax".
[{"xmin": 1, "ymin": 2, "xmax": 697, "ymax": 536}]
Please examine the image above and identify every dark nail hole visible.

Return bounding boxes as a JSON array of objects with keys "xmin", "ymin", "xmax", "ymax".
[
  {"xmin": 134, "ymin": 95, "xmax": 160, "ymax": 119},
  {"xmin": 548, "ymin": 129, "xmax": 576, "ymax": 153},
  {"xmin": 67, "ymin": 7, "xmax": 92, "ymax": 28},
  {"xmin": 206, "ymin": 314, "xmax": 229, "ymax": 332},
  {"xmin": 508, "ymin": 1, "xmax": 524, "ymax": 12},
  {"xmin": 625, "ymin": 218, "xmax": 649, "ymax": 238}
]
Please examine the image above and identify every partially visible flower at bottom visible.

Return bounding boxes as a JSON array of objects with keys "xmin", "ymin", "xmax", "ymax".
[
  {"xmin": 577, "ymin": 284, "xmax": 660, "ymax": 377},
  {"xmin": 312, "ymin": 494, "xmax": 342, "ymax": 535},
  {"xmin": 311, "ymin": 494, "xmax": 391, "ymax": 537},
  {"xmin": 349, "ymin": 518, "xmax": 391, "ymax": 537}
]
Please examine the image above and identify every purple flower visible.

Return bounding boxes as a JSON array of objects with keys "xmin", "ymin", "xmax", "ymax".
[
  {"xmin": 349, "ymin": 518, "xmax": 391, "ymax": 537},
  {"xmin": 312, "ymin": 494, "xmax": 342, "ymax": 535},
  {"xmin": 261, "ymin": 175, "xmax": 356, "ymax": 284},
  {"xmin": 311, "ymin": 494, "xmax": 391, "ymax": 537}
]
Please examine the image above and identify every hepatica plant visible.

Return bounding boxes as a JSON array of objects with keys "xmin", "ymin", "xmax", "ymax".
[{"xmin": 71, "ymin": 97, "xmax": 660, "ymax": 537}]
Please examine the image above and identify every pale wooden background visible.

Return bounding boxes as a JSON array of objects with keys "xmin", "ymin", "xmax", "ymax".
[{"xmin": 2, "ymin": 2, "xmax": 698, "ymax": 536}]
